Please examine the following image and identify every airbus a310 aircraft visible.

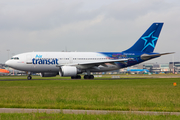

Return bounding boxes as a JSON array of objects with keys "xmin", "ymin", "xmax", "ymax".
[{"xmin": 5, "ymin": 23, "xmax": 173, "ymax": 80}]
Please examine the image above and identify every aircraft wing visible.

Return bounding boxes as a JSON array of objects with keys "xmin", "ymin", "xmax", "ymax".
[{"xmin": 56, "ymin": 58, "xmax": 128, "ymax": 67}]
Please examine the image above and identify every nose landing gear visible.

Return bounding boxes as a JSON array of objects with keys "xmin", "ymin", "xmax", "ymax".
[
  {"xmin": 27, "ymin": 75, "xmax": 32, "ymax": 80},
  {"xmin": 26, "ymin": 71, "xmax": 32, "ymax": 80}
]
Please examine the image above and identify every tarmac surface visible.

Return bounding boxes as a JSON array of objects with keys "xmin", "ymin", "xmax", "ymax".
[
  {"xmin": 1, "ymin": 75, "xmax": 180, "ymax": 81},
  {"xmin": 0, "ymin": 108, "xmax": 180, "ymax": 115}
]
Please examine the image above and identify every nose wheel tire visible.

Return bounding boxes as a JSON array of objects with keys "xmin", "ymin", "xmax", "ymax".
[{"xmin": 27, "ymin": 75, "xmax": 32, "ymax": 80}]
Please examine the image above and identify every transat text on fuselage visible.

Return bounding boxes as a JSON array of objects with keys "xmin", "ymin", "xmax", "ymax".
[
  {"xmin": 32, "ymin": 58, "xmax": 58, "ymax": 65},
  {"xmin": 32, "ymin": 54, "xmax": 58, "ymax": 65}
]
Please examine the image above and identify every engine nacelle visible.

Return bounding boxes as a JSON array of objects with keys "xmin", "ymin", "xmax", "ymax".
[
  {"xmin": 40, "ymin": 72, "xmax": 57, "ymax": 77},
  {"xmin": 59, "ymin": 66, "xmax": 78, "ymax": 77}
]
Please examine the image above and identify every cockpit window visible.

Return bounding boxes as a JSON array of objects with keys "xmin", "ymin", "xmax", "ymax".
[{"xmin": 11, "ymin": 57, "xmax": 19, "ymax": 60}]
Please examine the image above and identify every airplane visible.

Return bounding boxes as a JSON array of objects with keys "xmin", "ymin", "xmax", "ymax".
[
  {"xmin": 5, "ymin": 22, "xmax": 174, "ymax": 80},
  {"xmin": 0, "ymin": 69, "xmax": 10, "ymax": 75},
  {"xmin": 126, "ymin": 68, "xmax": 149, "ymax": 73}
]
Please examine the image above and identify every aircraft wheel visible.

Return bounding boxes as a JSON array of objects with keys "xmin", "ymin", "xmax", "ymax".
[
  {"xmin": 90, "ymin": 75, "xmax": 94, "ymax": 79},
  {"xmin": 27, "ymin": 75, "xmax": 32, "ymax": 80},
  {"xmin": 84, "ymin": 75, "xmax": 88, "ymax": 79},
  {"xmin": 71, "ymin": 75, "xmax": 81, "ymax": 79},
  {"xmin": 77, "ymin": 75, "xmax": 81, "ymax": 79},
  {"xmin": 84, "ymin": 75, "xmax": 94, "ymax": 79}
]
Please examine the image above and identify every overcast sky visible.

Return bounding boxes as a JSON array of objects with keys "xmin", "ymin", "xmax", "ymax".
[{"xmin": 0, "ymin": 0, "xmax": 180, "ymax": 63}]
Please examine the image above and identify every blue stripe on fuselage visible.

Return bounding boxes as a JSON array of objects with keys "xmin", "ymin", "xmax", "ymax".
[{"xmin": 98, "ymin": 52, "xmax": 159, "ymax": 68}]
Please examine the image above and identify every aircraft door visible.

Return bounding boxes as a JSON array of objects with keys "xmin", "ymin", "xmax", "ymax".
[
  {"xmin": 26, "ymin": 54, "xmax": 32, "ymax": 64},
  {"xmin": 69, "ymin": 54, "xmax": 73, "ymax": 63},
  {"xmin": 69, "ymin": 57, "xmax": 73, "ymax": 63},
  {"xmin": 25, "ymin": 54, "xmax": 33, "ymax": 71}
]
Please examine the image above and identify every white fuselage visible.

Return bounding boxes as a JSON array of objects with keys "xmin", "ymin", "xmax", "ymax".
[{"xmin": 5, "ymin": 52, "xmax": 120, "ymax": 73}]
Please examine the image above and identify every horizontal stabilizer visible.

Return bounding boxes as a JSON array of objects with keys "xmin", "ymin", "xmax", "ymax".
[{"xmin": 141, "ymin": 52, "xmax": 175, "ymax": 60}]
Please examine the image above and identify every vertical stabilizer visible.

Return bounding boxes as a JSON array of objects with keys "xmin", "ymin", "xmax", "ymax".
[{"xmin": 124, "ymin": 23, "xmax": 164, "ymax": 53}]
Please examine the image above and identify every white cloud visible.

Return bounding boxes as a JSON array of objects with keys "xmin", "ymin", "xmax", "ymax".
[{"xmin": 0, "ymin": 0, "xmax": 180, "ymax": 63}]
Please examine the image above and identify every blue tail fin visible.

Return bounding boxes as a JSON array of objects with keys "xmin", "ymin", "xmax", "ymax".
[{"xmin": 124, "ymin": 23, "xmax": 164, "ymax": 53}]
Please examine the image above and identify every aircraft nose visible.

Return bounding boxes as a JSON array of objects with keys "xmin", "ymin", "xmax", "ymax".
[{"xmin": 5, "ymin": 60, "xmax": 11, "ymax": 67}]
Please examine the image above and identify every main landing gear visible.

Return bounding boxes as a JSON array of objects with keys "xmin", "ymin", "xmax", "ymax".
[
  {"xmin": 83, "ymin": 70, "xmax": 94, "ymax": 79},
  {"xmin": 70, "ymin": 75, "xmax": 94, "ymax": 79},
  {"xmin": 84, "ymin": 75, "xmax": 94, "ymax": 79},
  {"xmin": 71, "ymin": 75, "xmax": 81, "ymax": 79}
]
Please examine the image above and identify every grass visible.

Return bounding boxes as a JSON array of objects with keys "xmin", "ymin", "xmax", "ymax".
[
  {"xmin": 0, "ymin": 76, "xmax": 180, "ymax": 112},
  {"xmin": 1, "ymin": 113, "xmax": 180, "ymax": 120}
]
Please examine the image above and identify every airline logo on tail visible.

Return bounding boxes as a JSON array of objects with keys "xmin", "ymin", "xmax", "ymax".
[
  {"xmin": 123, "ymin": 23, "xmax": 163, "ymax": 53},
  {"xmin": 141, "ymin": 31, "xmax": 158, "ymax": 52}
]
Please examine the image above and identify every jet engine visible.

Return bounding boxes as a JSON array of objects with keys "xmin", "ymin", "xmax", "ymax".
[
  {"xmin": 59, "ymin": 66, "xmax": 80, "ymax": 77},
  {"xmin": 40, "ymin": 72, "xmax": 57, "ymax": 77}
]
